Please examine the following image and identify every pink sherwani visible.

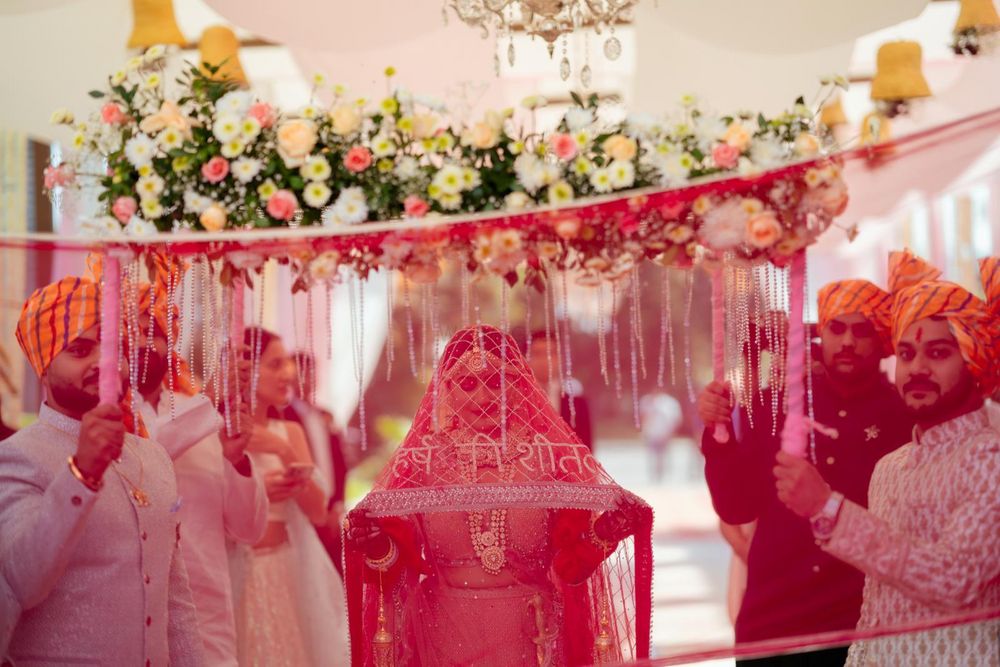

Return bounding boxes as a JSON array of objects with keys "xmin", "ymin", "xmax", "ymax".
[
  {"xmin": 140, "ymin": 393, "xmax": 268, "ymax": 667},
  {"xmin": 823, "ymin": 406, "xmax": 1000, "ymax": 666},
  {"xmin": 0, "ymin": 404, "xmax": 204, "ymax": 666}
]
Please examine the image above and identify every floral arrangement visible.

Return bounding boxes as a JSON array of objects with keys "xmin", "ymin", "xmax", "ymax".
[{"xmin": 46, "ymin": 46, "xmax": 850, "ymax": 288}]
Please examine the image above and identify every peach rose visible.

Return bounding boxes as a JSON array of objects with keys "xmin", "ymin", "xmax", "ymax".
[
  {"xmin": 112, "ymin": 196, "xmax": 138, "ymax": 224},
  {"xmin": 330, "ymin": 105, "xmax": 362, "ymax": 136},
  {"xmin": 344, "ymin": 146, "xmax": 373, "ymax": 173},
  {"xmin": 248, "ymin": 102, "xmax": 276, "ymax": 129},
  {"xmin": 101, "ymin": 102, "xmax": 127, "ymax": 125},
  {"xmin": 794, "ymin": 133, "xmax": 820, "ymax": 157},
  {"xmin": 403, "ymin": 195, "xmax": 430, "ymax": 218},
  {"xmin": 199, "ymin": 204, "xmax": 228, "ymax": 231},
  {"xmin": 801, "ymin": 180, "xmax": 848, "ymax": 217},
  {"xmin": 412, "ymin": 113, "xmax": 438, "ymax": 140},
  {"xmin": 201, "ymin": 156, "xmax": 230, "ymax": 184},
  {"xmin": 745, "ymin": 211, "xmax": 783, "ymax": 248},
  {"xmin": 723, "ymin": 122, "xmax": 751, "ymax": 151},
  {"xmin": 467, "ymin": 122, "xmax": 499, "ymax": 150},
  {"xmin": 276, "ymin": 119, "xmax": 318, "ymax": 167},
  {"xmin": 602, "ymin": 134, "xmax": 638, "ymax": 161},
  {"xmin": 266, "ymin": 189, "xmax": 298, "ymax": 221},
  {"xmin": 552, "ymin": 214, "xmax": 581, "ymax": 240},
  {"xmin": 549, "ymin": 133, "xmax": 578, "ymax": 161},
  {"xmin": 711, "ymin": 143, "xmax": 740, "ymax": 169}
]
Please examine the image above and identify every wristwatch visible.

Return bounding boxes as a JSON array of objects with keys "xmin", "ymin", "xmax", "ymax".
[{"xmin": 810, "ymin": 491, "xmax": 844, "ymax": 541}]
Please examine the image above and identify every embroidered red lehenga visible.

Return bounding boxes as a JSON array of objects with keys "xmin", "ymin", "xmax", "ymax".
[{"xmin": 345, "ymin": 325, "xmax": 653, "ymax": 666}]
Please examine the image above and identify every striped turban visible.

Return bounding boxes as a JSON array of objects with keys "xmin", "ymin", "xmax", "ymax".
[
  {"xmin": 892, "ymin": 280, "xmax": 997, "ymax": 396},
  {"xmin": 817, "ymin": 280, "xmax": 894, "ymax": 354},
  {"xmin": 981, "ymin": 257, "xmax": 999, "ymax": 317},
  {"xmin": 15, "ymin": 276, "xmax": 101, "ymax": 378}
]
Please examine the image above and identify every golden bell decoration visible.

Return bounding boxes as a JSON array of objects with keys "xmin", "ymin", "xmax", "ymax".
[
  {"xmin": 199, "ymin": 26, "xmax": 248, "ymax": 88},
  {"xmin": 372, "ymin": 591, "xmax": 394, "ymax": 667},
  {"xmin": 955, "ymin": 0, "xmax": 1000, "ymax": 32},
  {"xmin": 870, "ymin": 41, "xmax": 931, "ymax": 102},
  {"xmin": 127, "ymin": 0, "xmax": 186, "ymax": 49},
  {"xmin": 819, "ymin": 98, "xmax": 847, "ymax": 128}
]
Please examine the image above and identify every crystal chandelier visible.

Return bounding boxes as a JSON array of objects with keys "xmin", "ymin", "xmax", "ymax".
[{"xmin": 446, "ymin": 0, "xmax": 639, "ymax": 86}]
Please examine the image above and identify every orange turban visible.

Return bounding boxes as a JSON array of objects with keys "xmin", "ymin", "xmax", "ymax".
[
  {"xmin": 817, "ymin": 280, "xmax": 894, "ymax": 353},
  {"xmin": 981, "ymin": 257, "xmax": 999, "ymax": 317},
  {"xmin": 892, "ymin": 280, "xmax": 996, "ymax": 396},
  {"xmin": 15, "ymin": 276, "xmax": 101, "ymax": 378}
]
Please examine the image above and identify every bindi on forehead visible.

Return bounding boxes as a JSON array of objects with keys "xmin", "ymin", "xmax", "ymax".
[{"xmin": 915, "ymin": 327, "xmax": 924, "ymax": 343}]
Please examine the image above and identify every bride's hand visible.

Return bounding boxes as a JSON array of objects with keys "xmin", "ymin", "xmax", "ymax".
[
  {"xmin": 346, "ymin": 510, "xmax": 392, "ymax": 561},
  {"xmin": 593, "ymin": 497, "xmax": 644, "ymax": 544}
]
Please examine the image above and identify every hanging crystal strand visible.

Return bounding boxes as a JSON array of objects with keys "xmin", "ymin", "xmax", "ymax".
[
  {"xmin": 523, "ymin": 283, "xmax": 533, "ymax": 357},
  {"xmin": 326, "ymin": 282, "xmax": 334, "ymax": 363},
  {"xmin": 803, "ymin": 254, "xmax": 817, "ymax": 464},
  {"xmin": 299, "ymin": 288, "xmax": 313, "ymax": 401},
  {"xmin": 656, "ymin": 268, "xmax": 668, "ymax": 388},
  {"xmin": 128, "ymin": 261, "xmax": 141, "ymax": 429},
  {"xmin": 779, "ymin": 265, "xmax": 790, "ymax": 413},
  {"xmin": 420, "ymin": 283, "xmax": 430, "ymax": 382},
  {"xmin": 403, "ymin": 277, "xmax": 418, "ymax": 378},
  {"xmin": 737, "ymin": 264, "xmax": 753, "ymax": 430},
  {"xmin": 682, "ymin": 268, "xmax": 696, "ymax": 404},
  {"xmin": 542, "ymin": 278, "xmax": 554, "ymax": 388},
  {"xmin": 550, "ymin": 273, "xmax": 566, "ymax": 399},
  {"xmin": 183, "ymin": 257, "xmax": 196, "ymax": 395},
  {"xmin": 308, "ymin": 287, "xmax": 317, "ymax": 405},
  {"xmin": 220, "ymin": 282, "xmax": 233, "ymax": 437},
  {"xmin": 598, "ymin": 283, "xmax": 609, "ymax": 385},
  {"xmin": 611, "ymin": 281, "xmax": 623, "ymax": 399},
  {"xmin": 460, "ymin": 264, "xmax": 471, "ymax": 326},
  {"xmin": 349, "ymin": 275, "xmax": 368, "ymax": 449},
  {"xmin": 631, "ymin": 266, "xmax": 647, "ymax": 380},
  {"xmin": 765, "ymin": 264, "xmax": 779, "ymax": 436},
  {"xmin": 628, "ymin": 275, "xmax": 641, "ymax": 430},
  {"xmin": 210, "ymin": 267, "xmax": 223, "ymax": 408},
  {"xmin": 251, "ymin": 268, "xmax": 267, "ymax": 417},
  {"xmin": 499, "ymin": 304, "xmax": 509, "ymax": 450},
  {"xmin": 198, "ymin": 259, "xmax": 209, "ymax": 393},
  {"xmin": 500, "ymin": 280, "xmax": 510, "ymax": 334},
  {"xmin": 751, "ymin": 264, "xmax": 763, "ymax": 408},
  {"xmin": 384, "ymin": 272, "xmax": 394, "ymax": 381},
  {"xmin": 560, "ymin": 271, "xmax": 576, "ymax": 427},
  {"xmin": 166, "ymin": 264, "xmax": 176, "ymax": 420},
  {"xmin": 430, "ymin": 282, "xmax": 441, "ymax": 433}
]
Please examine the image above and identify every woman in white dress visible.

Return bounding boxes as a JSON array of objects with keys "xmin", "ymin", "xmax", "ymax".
[{"xmin": 234, "ymin": 327, "xmax": 347, "ymax": 667}]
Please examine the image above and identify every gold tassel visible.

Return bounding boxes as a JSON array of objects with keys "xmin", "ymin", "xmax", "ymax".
[
  {"xmin": 373, "ymin": 573, "xmax": 393, "ymax": 667},
  {"xmin": 593, "ymin": 574, "xmax": 615, "ymax": 664}
]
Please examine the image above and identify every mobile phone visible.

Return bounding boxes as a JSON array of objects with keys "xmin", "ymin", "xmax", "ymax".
[{"xmin": 285, "ymin": 463, "xmax": 315, "ymax": 482}]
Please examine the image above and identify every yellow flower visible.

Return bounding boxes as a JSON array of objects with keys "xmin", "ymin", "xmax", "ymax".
[
  {"xmin": 158, "ymin": 127, "xmax": 183, "ymax": 151},
  {"xmin": 427, "ymin": 183, "xmax": 442, "ymax": 199},
  {"xmin": 220, "ymin": 139, "xmax": 246, "ymax": 158},
  {"xmin": 493, "ymin": 229, "xmax": 521, "ymax": 253},
  {"xmin": 333, "ymin": 84, "xmax": 347, "ymax": 97},
  {"xmin": 172, "ymin": 156, "xmax": 192, "ymax": 173},
  {"xmin": 384, "ymin": 66, "xmax": 397, "ymax": 77},
  {"xmin": 241, "ymin": 117, "xmax": 262, "ymax": 140},
  {"xmin": 602, "ymin": 134, "xmax": 638, "ymax": 161},
  {"xmin": 680, "ymin": 93, "xmax": 698, "ymax": 107},
  {"xmin": 547, "ymin": 180, "xmax": 574, "ymax": 205},
  {"xmin": 50, "ymin": 108, "xmax": 74, "ymax": 125},
  {"xmin": 110, "ymin": 70, "xmax": 127, "ymax": 86},
  {"xmin": 438, "ymin": 192, "xmax": 462, "ymax": 210},
  {"xmin": 141, "ymin": 198, "xmax": 164, "ymax": 219},
  {"xmin": 572, "ymin": 157, "xmax": 593, "ymax": 176},
  {"xmin": 412, "ymin": 114, "xmax": 438, "ymax": 140},
  {"xmin": 311, "ymin": 73, "xmax": 326, "ymax": 86},
  {"xmin": 257, "ymin": 179, "xmax": 277, "ymax": 200},
  {"xmin": 398, "ymin": 116, "xmax": 414, "ymax": 134},
  {"xmin": 380, "ymin": 98, "xmax": 399, "ymax": 115},
  {"xmin": 803, "ymin": 168, "xmax": 822, "ymax": 189},
  {"xmin": 508, "ymin": 140, "xmax": 525, "ymax": 156},
  {"xmin": 573, "ymin": 130, "xmax": 591, "ymax": 149},
  {"xmin": 421, "ymin": 138, "xmax": 437, "ymax": 152},
  {"xmin": 740, "ymin": 198, "xmax": 764, "ymax": 215},
  {"xmin": 142, "ymin": 73, "xmax": 162, "ymax": 90},
  {"xmin": 137, "ymin": 164, "xmax": 153, "ymax": 177},
  {"xmin": 71, "ymin": 132, "xmax": 86, "ymax": 150},
  {"xmin": 435, "ymin": 134, "xmax": 454, "ymax": 152},
  {"xmin": 377, "ymin": 158, "xmax": 394, "ymax": 173},
  {"xmin": 300, "ymin": 105, "xmax": 319, "ymax": 119}
]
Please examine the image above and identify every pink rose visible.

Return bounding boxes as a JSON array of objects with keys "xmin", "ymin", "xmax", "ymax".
[
  {"xmin": 201, "ymin": 156, "xmax": 230, "ymax": 184},
  {"xmin": 101, "ymin": 102, "xmax": 127, "ymax": 125},
  {"xmin": 745, "ymin": 211, "xmax": 783, "ymax": 249},
  {"xmin": 248, "ymin": 102, "xmax": 276, "ymax": 129},
  {"xmin": 266, "ymin": 189, "xmax": 298, "ymax": 221},
  {"xmin": 712, "ymin": 143, "xmax": 740, "ymax": 169},
  {"xmin": 801, "ymin": 180, "xmax": 849, "ymax": 217},
  {"xmin": 43, "ymin": 164, "xmax": 75, "ymax": 190},
  {"xmin": 403, "ymin": 195, "xmax": 430, "ymax": 218},
  {"xmin": 549, "ymin": 133, "xmax": 578, "ymax": 161},
  {"xmin": 112, "ymin": 196, "xmax": 138, "ymax": 224},
  {"xmin": 343, "ymin": 146, "xmax": 373, "ymax": 173}
]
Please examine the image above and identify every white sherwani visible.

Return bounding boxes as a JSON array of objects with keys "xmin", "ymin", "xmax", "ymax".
[
  {"xmin": 824, "ymin": 406, "xmax": 1000, "ymax": 666},
  {"xmin": 139, "ymin": 393, "xmax": 268, "ymax": 667},
  {"xmin": 0, "ymin": 404, "xmax": 204, "ymax": 666}
]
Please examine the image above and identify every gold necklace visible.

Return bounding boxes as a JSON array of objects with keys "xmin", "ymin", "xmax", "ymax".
[
  {"xmin": 110, "ymin": 440, "xmax": 150, "ymax": 507},
  {"xmin": 462, "ymin": 456, "xmax": 516, "ymax": 575}
]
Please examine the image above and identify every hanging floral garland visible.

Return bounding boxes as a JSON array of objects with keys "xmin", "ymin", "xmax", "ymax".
[{"xmin": 44, "ymin": 45, "xmax": 849, "ymax": 289}]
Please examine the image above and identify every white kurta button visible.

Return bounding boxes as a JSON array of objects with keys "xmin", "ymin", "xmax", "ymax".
[
  {"xmin": 838, "ymin": 410, "xmax": 847, "ymax": 418},
  {"xmin": 826, "ymin": 456, "xmax": 835, "ymax": 465}
]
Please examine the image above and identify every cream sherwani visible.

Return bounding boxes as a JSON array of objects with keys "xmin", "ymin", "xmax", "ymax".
[
  {"xmin": 824, "ymin": 406, "xmax": 1000, "ymax": 666},
  {"xmin": 0, "ymin": 404, "xmax": 204, "ymax": 666},
  {"xmin": 139, "ymin": 392, "xmax": 268, "ymax": 666}
]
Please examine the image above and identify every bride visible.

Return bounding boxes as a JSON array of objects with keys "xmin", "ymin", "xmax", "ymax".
[
  {"xmin": 345, "ymin": 325, "xmax": 652, "ymax": 666},
  {"xmin": 233, "ymin": 327, "xmax": 348, "ymax": 666}
]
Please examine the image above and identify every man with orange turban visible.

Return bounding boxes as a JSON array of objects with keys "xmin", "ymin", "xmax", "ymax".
[
  {"xmin": 696, "ymin": 252, "xmax": 933, "ymax": 663},
  {"xmin": 777, "ymin": 264, "xmax": 1000, "ymax": 665},
  {"xmin": 127, "ymin": 255, "xmax": 268, "ymax": 667},
  {"xmin": 0, "ymin": 276, "xmax": 203, "ymax": 665}
]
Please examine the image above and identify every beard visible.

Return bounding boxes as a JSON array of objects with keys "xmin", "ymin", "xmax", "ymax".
[
  {"xmin": 48, "ymin": 376, "xmax": 100, "ymax": 415},
  {"xmin": 903, "ymin": 373, "xmax": 977, "ymax": 422},
  {"xmin": 136, "ymin": 351, "xmax": 168, "ymax": 395}
]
